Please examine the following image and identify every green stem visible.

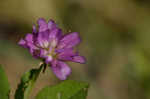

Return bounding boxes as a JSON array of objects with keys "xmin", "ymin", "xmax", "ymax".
[{"xmin": 15, "ymin": 62, "xmax": 46, "ymax": 99}]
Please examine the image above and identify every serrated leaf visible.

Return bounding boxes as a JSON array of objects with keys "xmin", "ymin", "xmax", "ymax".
[
  {"xmin": 36, "ymin": 80, "xmax": 89, "ymax": 99},
  {"xmin": 15, "ymin": 63, "xmax": 46, "ymax": 99},
  {"xmin": 0, "ymin": 65, "xmax": 10, "ymax": 99}
]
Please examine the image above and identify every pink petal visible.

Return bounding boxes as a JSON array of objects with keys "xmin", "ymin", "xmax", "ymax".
[
  {"xmin": 25, "ymin": 34, "xmax": 33, "ymax": 43},
  {"xmin": 48, "ymin": 19, "xmax": 57, "ymax": 30},
  {"xmin": 19, "ymin": 33, "xmax": 38, "ymax": 56},
  {"xmin": 32, "ymin": 25, "xmax": 37, "ymax": 33},
  {"xmin": 37, "ymin": 31, "xmax": 49, "ymax": 48},
  {"xmin": 49, "ymin": 28, "xmax": 62, "ymax": 40},
  {"xmin": 57, "ymin": 48, "xmax": 76, "ymax": 61},
  {"xmin": 57, "ymin": 32, "xmax": 81, "ymax": 49},
  {"xmin": 51, "ymin": 60, "xmax": 71, "ymax": 80},
  {"xmin": 18, "ymin": 39, "xmax": 26, "ymax": 47},
  {"xmin": 48, "ymin": 28, "xmax": 62, "ymax": 47},
  {"xmin": 37, "ymin": 18, "xmax": 48, "ymax": 32},
  {"xmin": 71, "ymin": 56, "xmax": 86, "ymax": 64}
]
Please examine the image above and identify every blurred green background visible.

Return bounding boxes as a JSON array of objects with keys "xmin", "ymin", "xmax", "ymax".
[{"xmin": 1, "ymin": 0, "xmax": 150, "ymax": 99}]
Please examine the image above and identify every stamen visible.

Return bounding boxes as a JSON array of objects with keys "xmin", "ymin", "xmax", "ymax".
[
  {"xmin": 51, "ymin": 39, "xmax": 57, "ymax": 47},
  {"xmin": 43, "ymin": 41, "xmax": 49, "ymax": 48}
]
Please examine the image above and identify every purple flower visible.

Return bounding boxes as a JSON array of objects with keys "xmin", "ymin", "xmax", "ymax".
[{"xmin": 18, "ymin": 18, "xmax": 86, "ymax": 80}]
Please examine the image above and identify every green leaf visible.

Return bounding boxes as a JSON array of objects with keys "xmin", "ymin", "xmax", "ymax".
[
  {"xmin": 15, "ymin": 63, "xmax": 46, "ymax": 99},
  {"xmin": 0, "ymin": 65, "xmax": 10, "ymax": 99},
  {"xmin": 36, "ymin": 80, "xmax": 89, "ymax": 99}
]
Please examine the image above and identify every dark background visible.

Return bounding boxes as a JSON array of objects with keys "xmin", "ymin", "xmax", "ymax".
[{"xmin": 0, "ymin": 0, "xmax": 150, "ymax": 99}]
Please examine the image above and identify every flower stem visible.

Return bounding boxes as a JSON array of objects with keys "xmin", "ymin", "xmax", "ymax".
[{"xmin": 15, "ymin": 62, "xmax": 46, "ymax": 99}]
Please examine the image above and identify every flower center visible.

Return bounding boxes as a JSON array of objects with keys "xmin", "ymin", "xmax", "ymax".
[
  {"xmin": 42, "ymin": 39, "xmax": 58, "ymax": 61},
  {"xmin": 43, "ymin": 41, "xmax": 49, "ymax": 48}
]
